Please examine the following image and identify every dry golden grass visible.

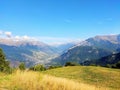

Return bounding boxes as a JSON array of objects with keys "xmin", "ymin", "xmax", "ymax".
[
  {"xmin": 44, "ymin": 66, "xmax": 120, "ymax": 89},
  {"xmin": 0, "ymin": 70, "xmax": 109, "ymax": 90}
]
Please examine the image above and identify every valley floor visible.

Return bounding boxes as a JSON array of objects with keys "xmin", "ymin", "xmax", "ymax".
[{"xmin": 0, "ymin": 66, "xmax": 120, "ymax": 90}]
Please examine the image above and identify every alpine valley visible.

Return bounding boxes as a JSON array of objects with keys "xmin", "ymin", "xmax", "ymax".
[
  {"xmin": 0, "ymin": 34, "xmax": 120, "ymax": 67},
  {"xmin": 0, "ymin": 38, "xmax": 76, "ymax": 67}
]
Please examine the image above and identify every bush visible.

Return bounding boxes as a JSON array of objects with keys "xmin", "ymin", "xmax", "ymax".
[
  {"xmin": 106, "ymin": 64, "xmax": 112, "ymax": 68},
  {"xmin": 48, "ymin": 65, "xmax": 62, "ymax": 69},
  {"xmin": 65, "ymin": 62, "xmax": 79, "ymax": 66},
  {"xmin": 19, "ymin": 62, "xmax": 26, "ymax": 70},
  {"xmin": 116, "ymin": 61, "xmax": 120, "ymax": 69},
  {"xmin": 29, "ymin": 64, "xmax": 46, "ymax": 71},
  {"xmin": 106, "ymin": 61, "xmax": 120, "ymax": 69}
]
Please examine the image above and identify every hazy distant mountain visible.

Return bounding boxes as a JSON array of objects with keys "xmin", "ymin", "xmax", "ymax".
[
  {"xmin": 52, "ymin": 34, "xmax": 120, "ymax": 65},
  {"xmin": 1, "ymin": 34, "xmax": 120, "ymax": 67},
  {"xmin": 85, "ymin": 34, "xmax": 120, "ymax": 51},
  {"xmin": 73, "ymin": 34, "xmax": 120, "ymax": 51},
  {"xmin": 0, "ymin": 38, "xmax": 76, "ymax": 67},
  {"xmin": 0, "ymin": 38, "xmax": 59, "ymax": 67},
  {"xmin": 53, "ymin": 42, "xmax": 77, "ymax": 54}
]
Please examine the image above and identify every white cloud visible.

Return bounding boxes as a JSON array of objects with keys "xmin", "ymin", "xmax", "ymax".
[
  {"xmin": 22, "ymin": 35, "xmax": 30, "ymax": 40},
  {"xmin": 0, "ymin": 30, "xmax": 82, "ymax": 45},
  {"xmin": 38, "ymin": 36, "xmax": 82, "ymax": 45},
  {"xmin": 14, "ymin": 35, "xmax": 37, "ymax": 41},
  {"xmin": 14, "ymin": 35, "xmax": 80, "ymax": 45},
  {"xmin": 4, "ymin": 31, "xmax": 12, "ymax": 38},
  {"xmin": 15, "ymin": 36, "xmax": 20, "ymax": 39}
]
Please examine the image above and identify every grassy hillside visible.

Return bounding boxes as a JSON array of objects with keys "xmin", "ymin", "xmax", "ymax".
[
  {"xmin": 0, "ymin": 70, "xmax": 107, "ymax": 90},
  {"xmin": 0, "ymin": 66, "xmax": 119, "ymax": 90},
  {"xmin": 43, "ymin": 66, "xmax": 120, "ymax": 89}
]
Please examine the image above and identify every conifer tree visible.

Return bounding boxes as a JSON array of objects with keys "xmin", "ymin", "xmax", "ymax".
[{"xmin": 0, "ymin": 48, "xmax": 10, "ymax": 72}]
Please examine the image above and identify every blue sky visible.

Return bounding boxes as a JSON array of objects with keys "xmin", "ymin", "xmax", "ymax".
[{"xmin": 0, "ymin": 0, "xmax": 120, "ymax": 44}]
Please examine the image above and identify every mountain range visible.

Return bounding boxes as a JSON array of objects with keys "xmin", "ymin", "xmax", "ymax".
[
  {"xmin": 0, "ymin": 38, "xmax": 75, "ymax": 67},
  {"xmin": 0, "ymin": 34, "xmax": 120, "ymax": 67},
  {"xmin": 52, "ymin": 34, "xmax": 120, "ymax": 65}
]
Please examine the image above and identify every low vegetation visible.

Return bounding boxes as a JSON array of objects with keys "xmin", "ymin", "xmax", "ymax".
[
  {"xmin": 29, "ymin": 64, "xmax": 46, "ymax": 71},
  {"xmin": 19, "ymin": 62, "xmax": 26, "ymax": 71},
  {"xmin": 106, "ymin": 61, "xmax": 120, "ymax": 69},
  {"xmin": 0, "ymin": 65, "xmax": 119, "ymax": 90},
  {"xmin": 43, "ymin": 66, "xmax": 120, "ymax": 89},
  {"xmin": 0, "ymin": 48, "xmax": 11, "ymax": 73},
  {"xmin": 65, "ymin": 62, "xmax": 79, "ymax": 66},
  {"xmin": 0, "ymin": 70, "xmax": 108, "ymax": 90},
  {"xmin": 48, "ymin": 65, "xmax": 62, "ymax": 69}
]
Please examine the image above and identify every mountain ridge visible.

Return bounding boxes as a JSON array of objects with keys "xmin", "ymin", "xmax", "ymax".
[{"xmin": 52, "ymin": 34, "xmax": 120, "ymax": 65}]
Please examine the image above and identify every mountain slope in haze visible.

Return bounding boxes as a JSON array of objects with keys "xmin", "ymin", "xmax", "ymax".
[
  {"xmin": 0, "ymin": 38, "xmax": 59, "ymax": 67},
  {"xmin": 52, "ymin": 46, "xmax": 113, "ymax": 65},
  {"xmin": 52, "ymin": 34, "xmax": 120, "ymax": 65},
  {"xmin": 0, "ymin": 38, "xmax": 76, "ymax": 67},
  {"xmin": 52, "ymin": 42, "xmax": 77, "ymax": 54},
  {"xmin": 85, "ymin": 34, "xmax": 120, "ymax": 51}
]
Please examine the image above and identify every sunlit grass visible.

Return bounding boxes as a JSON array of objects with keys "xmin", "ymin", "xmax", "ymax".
[
  {"xmin": 43, "ymin": 66, "xmax": 120, "ymax": 89},
  {"xmin": 0, "ymin": 70, "xmax": 109, "ymax": 90}
]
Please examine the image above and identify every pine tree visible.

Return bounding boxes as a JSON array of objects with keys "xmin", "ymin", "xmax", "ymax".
[{"xmin": 0, "ymin": 48, "xmax": 10, "ymax": 72}]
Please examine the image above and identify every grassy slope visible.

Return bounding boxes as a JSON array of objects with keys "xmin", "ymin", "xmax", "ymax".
[
  {"xmin": 0, "ymin": 70, "xmax": 107, "ymax": 90},
  {"xmin": 0, "ymin": 66, "xmax": 119, "ymax": 90},
  {"xmin": 43, "ymin": 66, "xmax": 120, "ymax": 89}
]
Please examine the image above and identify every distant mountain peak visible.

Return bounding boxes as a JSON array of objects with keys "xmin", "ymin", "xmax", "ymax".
[
  {"xmin": 53, "ymin": 34, "xmax": 120, "ymax": 65},
  {"xmin": 0, "ymin": 38, "xmax": 47, "ymax": 47},
  {"xmin": 68, "ymin": 34, "xmax": 120, "ymax": 50}
]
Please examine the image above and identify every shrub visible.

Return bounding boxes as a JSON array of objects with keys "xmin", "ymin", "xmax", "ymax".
[
  {"xmin": 48, "ymin": 65, "xmax": 62, "ymax": 69},
  {"xmin": 65, "ymin": 62, "xmax": 79, "ymax": 66},
  {"xmin": 106, "ymin": 64, "xmax": 112, "ymax": 68},
  {"xmin": 29, "ymin": 64, "xmax": 46, "ymax": 71},
  {"xmin": 19, "ymin": 62, "xmax": 26, "ymax": 70},
  {"xmin": 116, "ymin": 61, "xmax": 120, "ymax": 69}
]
